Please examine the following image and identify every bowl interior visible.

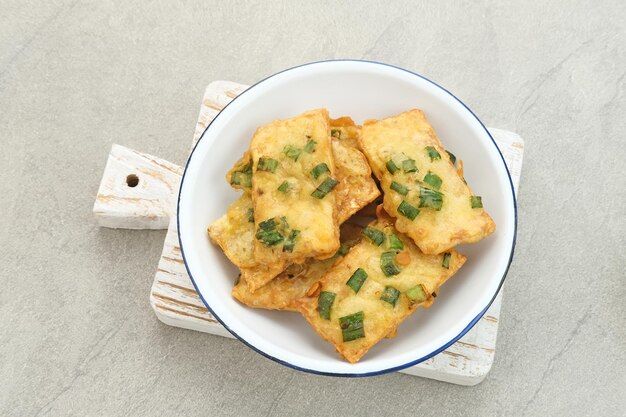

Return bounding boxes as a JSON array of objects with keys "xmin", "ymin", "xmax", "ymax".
[{"xmin": 178, "ymin": 61, "xmax": 515, "ymax": 375}]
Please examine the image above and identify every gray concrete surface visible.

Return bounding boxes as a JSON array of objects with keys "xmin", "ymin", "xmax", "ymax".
[{"xmin": 1, "ymin": 1, "xmax": 624, "ymax": 416}]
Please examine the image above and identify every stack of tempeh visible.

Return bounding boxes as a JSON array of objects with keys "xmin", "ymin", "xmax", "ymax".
[{"xmin": 208, "ymin": 109, "xmax": 495, "ymax": 363}]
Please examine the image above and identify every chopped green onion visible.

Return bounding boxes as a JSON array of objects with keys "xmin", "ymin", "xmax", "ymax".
[
  {"xmin": 397, "ymin": 200, "xmax": 420, "ymax": 220},
  {"xmin": 283, "ymin": 145, "xmax": 301, "ymax": 161},
  {"xmin": 317, "ymin": 291, "xmax": 336, "ymax": 320},
  {"xmin": 390, "ymin": 181, "xmax": 408, "ymax": 196},
  {"xmin": 446, "ymin": 150, "xmax": 457, "ymax": 166},
  {"xmin": 255, "ymin": 229, "xmax": 284, "ymax": 246},
  {"xmin": 339, "ymin": 311, "xmax": 365, "ymax": 342},
  {"xmin": 247, "ymin": 208, "xmax": 254, "ymax": 223},
  {"xmin": 380, "ymin": 251, "xmax": 401, "ymax": 276},
  {"xmin": 277, "ymin": 181, "xmax": 291, "ymax": 193},
  {"xmin": 346, "ymin": 268, "xmax": 368, "ymax": 293},
  {"xmin": 386, "ymin": 160, "xmax": 400, "ymax": 174},
  {"xmin": 380, "ymin": 286, "xmax": 400, "ymax": 306},
  {"xmin": 303, "ymin": 139, "xmax": 317, "ymax": 153},
  {"xmin": 402, "ymin": 158, "xmax": 418, "ymax": 173},
  {"xmin": 283, "ymin": 229, "xmax": 300, "ymax": 252},
  {"xmin": 442, "ymin": 252, "xmax": 451, "ymax": 269},
  {"xmin": 388, "ymin": 234, "xmax": 404, "ymax": 251},
  {"xmin": 230, "ymin": 170, "xmax": 252, "ymax": 188},
  {"xmin": 362, "ymin": 227, "xmax": 385, "ymax": 246},
  {"xmin": 331, "ymin": 129, "xmax": 342, "ymax": 139},
  {"xmin": 256, "ymin": 217, "xmax": 288, "ymax": 246},
  {"xmin": 230, "ymin": 161, "xmax": 253, "ymax": 188},
  {"xmin": 310, "ymin": 163, "xmax": 330, "ymax": 179},
  {"xmin": 419, "ymin": 187, "xmax": 443, "ymax": 210},
  {"xmin": 311, "ymin": 177, "xmax": 339, "ymax": 199},
  {"xmin": 258, "ymin": 218, "xmax": 277, "ymax": 231},
  {"xmin": 336, "ymin": 243, "xmax": 350, "ymax": 257},
  {"xmin": 470, "ymin": 196, "xmax": 483, "ymax": 208},
  {"xmin": 407, "ymin": 284, "xmax": 428, "ymax": 303},
  {"xmin": 257, "ymin": 157, "xmax": 279, "ymax": 172},
  {"xmin": 423, "ymin": 171, "xmax": 442, "ymax": 190},
  {"xmin": 426, "ymin": 146, "xmax": 441, "ymax": 161}
]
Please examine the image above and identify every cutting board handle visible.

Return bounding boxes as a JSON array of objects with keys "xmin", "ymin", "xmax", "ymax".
[{"xmin": 92, "ymin": 144, "xmax": 182, "ymax": 229}]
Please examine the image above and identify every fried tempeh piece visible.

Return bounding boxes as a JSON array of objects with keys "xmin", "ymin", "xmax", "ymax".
[
  {"xmin": 329, "ymin": 119, "xmax": 380, "ymax": 223},
  {"xmin": 206, "ymin": 193, "xmax": 257, "ymax": 268},
  {"xmin": 212, "ymin": 115, "xmax": 379, "ymax": 291},
  {"xmin": 234, "ymin": 260, "xmax": 336, "ymax": 311},
  {"xmin": 359, "ymin": 109, "xmax": 495, "ymax": 255},
  {"xmin": 296, "ymin": 217, "xmax": 466, "ymax": 363},
  {"xmin": 208, "ymin": 194, "xmax": 288, "ymax": 291},
  {"xmin": 232, "ymin": 223, "xmax": 363, "ymax": 311},
  {"xmin": 251, "ymin": 109, "xmax": 339, "ymax": 265},
  {"xmin": 227, "ymin": 117, "xmax": 379, "ymax": 223}
]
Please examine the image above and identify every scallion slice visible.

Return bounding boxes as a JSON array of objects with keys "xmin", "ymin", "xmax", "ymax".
[
  {"xmin": 256, "ymin": 217, "xmax": 287, "ymax": 246},
  {"xmin": 311, "ymin": 177, "xmax": 339, "ymax": 199},
  {"xmin": 362, "ymin": 227, "xmax": 385, "ymax": 246},
  {"xmin": 283, "ymin": 229, "xmax": 300, "ymax": 252},
  {"xmin": 346, "ymin": 268, "xmax": 368, "ymax": 293},
  {"xmin": 470, "ymin": 196, "xmax": 483, "ymax": 208},
  {"xmin": 388, "ymin": 234, "xmax": 404, "ymax": 251},
  {"xmin": 442, "ymin": 252, "xmax": 451, "ymax": 269},
  {"xmin": 423, "ymin": 171, "xmax": 442, "ymax": 190},
  {"xmin": 331, "ymin": 129, "xmax": 342, "ymax": 139},
  {"xmin": 255, "ymin": 229, "xmax": 283, "ymax": 246},
  {"xmin": 283, "ymin": 145, "xmax": 301, "ymax": 161},
  {"xmin": 258, "ymin": 218, "xmax": 277, "ymax": 230},
  {"xmin": 303, "ymin": 139, "xmax": 317, "ymax": 153},
  {"xmin": 317, "ymin": 291, "xmax": 336, "ymax": 320},
  {"xmin": 339, "ymin": 311, "xmax": 365, "ymax": 342},
  {"xmin": 380, "ymin": 251, "xmax": 401, "ymax": 276},
  {"xmin": 397, "ymin": 200, "xmax": 419, "ymax": 220},
  {"xmin": 310, "ymin": 163, "xmax": 330, "ymax": 179},
  {"xmin": 407, "ymin": 284, "xmax": 428, "ymax": 303},
  {"xmin": 380, "ymin": 286, "xmax": 400, "ymax": 306},
  {"xmin": 260, "ymin": 216, "xmax": 285, "ymax": 231},
  {"xmin": 386, "ymin": 160, "xmax": 400, "ymax": 174},
  {"xmin": 277, "ymin": 181, "xmax": 291, "ymax": 193},
  {"xmin": 231, "ymin": 160, "xmax": 253, "ymax": 186},
  {"xmin": 257, "ymin": 157, "xmax": 279, "ymax": 172},
  {"xmin": 230, "ymin": 171, "xmax": 252, "ymax": 188},
  {"xmin": 247, "ymin": 208, "xmax": 254, "ymax": 223},
  {"xmin": 419, "ymin": 187, "xmax": 443, "ymax": 210},
  {"xmin": 402, "ymin": 158, "xmax": 418, "ymax": 173},
  {"xmin": 390, "ymin": 181, "xmax": 408, "ymax": 196},
  {"xmin": 426, "ymin": 146, "xmax": 441, "ymax": 161},
  {"xmin": 446, "ymin": 150, "xmax": 457, "ymax": 166}
]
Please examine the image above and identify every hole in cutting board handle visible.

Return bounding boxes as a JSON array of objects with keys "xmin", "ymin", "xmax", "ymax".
[{"xmin": 126, "ymin": 174, "xmax": 139, "ymax": 188}]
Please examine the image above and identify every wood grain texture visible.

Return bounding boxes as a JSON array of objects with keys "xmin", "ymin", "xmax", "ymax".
[
  {"xmin": 94, "ymin": 81, "xmax": 524, "ymax": 385},
  {"xmin": 93, "ymin": 144, "xmax": 182, "ymax": 229}
]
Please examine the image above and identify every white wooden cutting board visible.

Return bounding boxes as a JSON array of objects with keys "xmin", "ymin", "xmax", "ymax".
[{"xmin": 93, "ymin": 81, "xmax": 524, "ymax": 385}]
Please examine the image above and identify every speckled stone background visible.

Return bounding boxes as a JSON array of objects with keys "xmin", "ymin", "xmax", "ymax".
[{"xmin": 1, "ymin": 1, "xmax": 624, "ymax": 416}]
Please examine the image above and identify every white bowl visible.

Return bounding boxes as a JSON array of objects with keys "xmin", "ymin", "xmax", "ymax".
[{"xmin": 178, "ymin": 60, "xmax": 516, "ymax": 376}]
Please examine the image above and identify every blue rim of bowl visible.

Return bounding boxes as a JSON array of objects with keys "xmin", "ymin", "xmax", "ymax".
[{"xmin": 177, "ymin": 59, "xmax": 518, "ymax": 377}]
